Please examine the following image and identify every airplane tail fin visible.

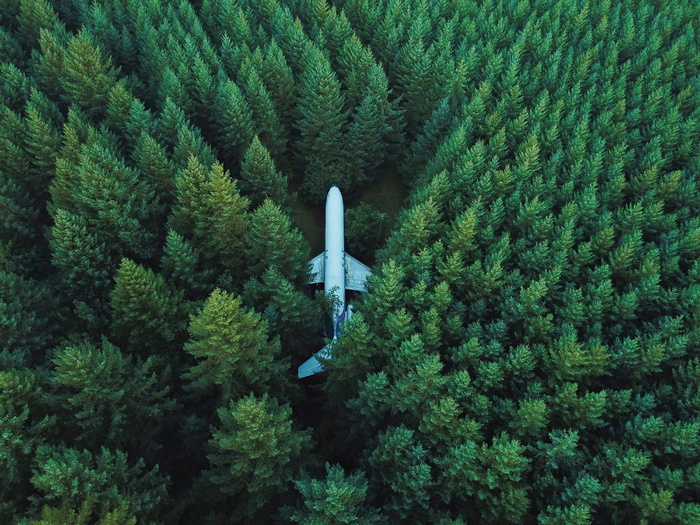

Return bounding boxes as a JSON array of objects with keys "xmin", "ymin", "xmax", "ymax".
[{"xmin": 298, "ymin": 344, "xmax": 333, "ymax": 378}]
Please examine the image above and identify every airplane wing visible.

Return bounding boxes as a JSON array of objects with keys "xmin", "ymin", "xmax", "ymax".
[
  {"xmin": 308, "ymin": 252, "xmax": 324, "ymax": 284},
  {"xmin": 298, "ymin": 344, "xmax": 333, "ymax": 378},
  {"xmin": 345, "ymin": 253, "xmax": 372, "ymax": 292}
]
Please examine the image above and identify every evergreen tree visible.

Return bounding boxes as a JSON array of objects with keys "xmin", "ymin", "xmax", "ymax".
[
  {"xmin": 60, "ymin": 31, "xmax": 119, "ymax": 118},
  {"xmin": 294, "ymin": 48, "xmax": 349, "ymax": 202},
  {"xmin": 160, "ymin": 229, "xmax": 216, "ymax": 299},
  {"xmin": 24, "ymin": 101, "xmax": 61, "ymax": 195},
  {"xmin": 131, "ymin": 132, "xmax": 176, "ymax": 205},
  {"xmin": 198, "ymin": 393, "xmax": 312, "ymax": 522},
  {"xmin": 242, "ymin": 267, "xmax": 321, "ymax": 359},
  {"xmin": 169, "ymin": 156, "xmax": 249, "ymax": 279},
  {"xmin": 212, "ymin": 78, "xmax": 255, "ymax": 164},
  {"xmin": 49, "ymin": 208, "xmax": 114, "ymax": 325},
  {"xmin": 183, "ymin": 289, "xmax": 287, "ymax": 404},
  {"xmin": 344, "ymin": 63, "xmax": 394, "ymax": 185},
  {"xmin": 109, "ymin": 258, "xmax": 190, "ymax": 355},
  {"xmin": 0, "ymin": 270, "xmax": 59, "ymax": 365},
  {"xmin": 51, "ymin": 338, "xmax": 177, "ymax": 458},
  {"xmin": 345, "ymin": 202, "xmax": 391, "ymax": 262},
  {"xmin": 0, "ymin": 366, "xmax": 55, "ymax": 523},
  {"xmin": 245, "ymin": 199, "xmax": 309, "ymax": 284},
  {"xmin": 240, "ymin": 69, "xmax": 288, "ymax": 170},
  {"xmin": 285, "ymin": 463, "xmax": 383, "ymax": 524},
  {"xmin": 239, "ymin": 136, "xmax": 288, "ymax": 209},
  {"xmin": 29, "ymin": 445, "xmax": 169, "ymax": 522},
  {"xmin": 17, "ymin": 0, "xmax": 60, "ymax": 48}
]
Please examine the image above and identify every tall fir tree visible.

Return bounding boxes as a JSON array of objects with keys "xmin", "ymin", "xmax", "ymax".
[
  {"xmin": 245, "ymin": 199, "xmax": 309, "ymax": 285},
  {"xmin": 197, "ymin": 393, "xmax": 312, "ymax": 522},
  {"xmin": 239, "ymin": 136, "xmax": 288, "ymax": 209},
  {"xmin": 109, "ymin": 258, "xmax": 190, "ymax": 355},
  {"xmin": 294, "ymin": 46, "xmax": 349, "ymax": 202},
  {"xmin": 182, "ymin": 289, "xmax": 288, "ymax": 405}
]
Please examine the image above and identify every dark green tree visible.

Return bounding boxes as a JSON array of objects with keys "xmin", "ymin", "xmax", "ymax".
[
  {"xmin": 29, "ymin": 445, "xmax": 169, "ymax": 522},
  {"xmin": 239, "ymin": 136, "xmax": 288, "ymax": 209},
  {"xmin": 109, "ymin": 258, "xmax": 190, "ymax": 355},
  {"xmin": 345, "ymin": 202, "xmax": 391, "ymax": 262},
  {"xmin": 285, "ymin": 463, "xmax": 383, "ymax": 524},
  {"xmin": 242, "ymin": 267, "xmax": 321, "ymax": 359},
  {"xmin": 245, "ymin": 199, "xmax": 309, "ymax": 284},
  {"xmin": 212, "ymin": 78, "xmax": 255, "ymax": 163},
  {"xmin": 198, "ymin": 393, "xmax": 312, "ymax": 522},
  {"xmin": 0, "ymin": 270, "xmax": 59, "ymax": 365},
  {"xmin": 169, "ymin": 156, "xmax": 249, "ymax": 280},
  {"xmin": 60, "ymin": 31, "xmax": 119, "ymax": 118},
  {"xmin": 294, "ymin": 47, "xmax": 349, "ymax": 201},
  {"xmin": 160, "ymin": 229, "xmax": 216, "ymax": 299},
  {"xmin": 51, "ymin": 337, "xmax": 177, "ymax": 458},
  {"xmin": 183, "ymin": 289, "xmax": 287, "ymax": 404}
]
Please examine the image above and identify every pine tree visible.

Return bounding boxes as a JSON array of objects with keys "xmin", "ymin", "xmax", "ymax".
[
  {"xmin": 16, "ymin": 0, "xmax": 61, "ymax": 49},
  {"xmin": 0, "ymin": 366, "xmax": 55, "ymax": 521},
  {"xmin": 261, "ymin": 39, "xmax": 297, "ymax": 125},
  {"xmin": 160, "ymin": 229, "xmax": 215, "ymax": 299},
  {"xmin": 131, "ymin": 132, "xmax": 176, "ymax": 205},
  {"xmin": 33, "ymin": 27, "xmax": 69, "ymax": 101},
  {"xmin": 199, "ymin": 393, "xmax": 312, "ymax": 522},
  {"xmin": 60, "ymin": 31, "xmax": 119, "ymax": 118},
  {"xmin": 109, "ymin": 258, "xmax": 190, "ymax": 355},
  {"xmin": 169, "ymin": 156, "xmax": 249, "ymax": 278},
  {"xmin": 240, "ymin": 136, "xmax": 288, "ymax": 209},
  {"xmin": 212, "ymin": 78, "xmax": 255, "ymax": 163},
  {"xmin": 240, "ymin": 69, "xmax": 288, "ymax": 170},
  {"xmin": 51, "ymin": 337, "xmax": 177, "ymax": 458},
  {"xmin": 29, "ymin": 445, "xmax": 169, "ymax": 522},
  {"xmin": 49, "ymin": 209, "xmax": 114, "ymax": 325},
  {"xmin": 24, "ymin": 103, "xmax": 61, "ymax": 194},
  {"xmin": 345, "ymin": 202, "xmax": 391, "ymax": 262},
  {"xmin": 344, "ymin": 63, "xmax": 394, "ymax": 185},
  {"xmin": 245, "ymin": 199, "xmax": 309, "ymax": 284},
  {"xmin": 295, "ymin": 48, "xmax": 349, "ymax": 201},
  {"xmin": 183, "ymin": 289, "xmax": 287, "ymax": 404},
  {"xmin": 0, "ymin": 270, "xmax": 59, "ymax": 365},
  {"xmin": 68, "ymin": 140, "xmax": 161, "ymax": 260},
  {"xmin": 242, "ymin": 267, "xmax": 320, "ymax": 359},
  {"xmin": 285, "ymin": 463, "xmax": 383, "ymax": 524}
]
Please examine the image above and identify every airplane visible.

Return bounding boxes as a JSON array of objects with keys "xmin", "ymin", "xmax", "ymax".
[{"xmin": 298, "ymin": 186, "xmax": 372, "ymax": 378}]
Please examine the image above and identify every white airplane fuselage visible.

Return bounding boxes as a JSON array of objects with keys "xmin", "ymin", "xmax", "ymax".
[
  {"xmin": 324, "ymin": 185, "xmax": 346, "ymax": 335},
  {"xmin": 298, "ymin": 186, "xmax": 372, "ymax": 378}
]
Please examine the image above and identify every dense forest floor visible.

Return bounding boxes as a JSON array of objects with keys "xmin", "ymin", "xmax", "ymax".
[{"xmin": 1, "ymin": 0, "xmax": 700, "ymax": 523}]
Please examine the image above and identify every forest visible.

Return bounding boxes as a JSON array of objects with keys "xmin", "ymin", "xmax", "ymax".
[{"xmin": 1, "ymin": 0, "xmax": 700, "ymax": 523}]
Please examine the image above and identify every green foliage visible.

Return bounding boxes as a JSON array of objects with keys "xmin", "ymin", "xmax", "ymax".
[
  {"xmin": 295, "ymin": 49, "xmax": 349, "ymax": 202},
  {"xmin": 3, "ymin": 0, "xmax": 700, "ymax": 522},
  {"xmin": 29, "ymin": 445, "xmax": 169, "ymax": 522},
  {"xmin": 60, "ymin": 31, "xmax": 119, "ymax": 117},
  {"xmin": 183, "ymin": 289, "xmax": 287, "ymax": 404},
  {"xmin": 51, "ymin": 338, "xmax": 177, "ymax": 458},
  {"xmin": 239, "ymin": 136, "xmax": 288, "ymax": 209},
  {"xmin": 345, "ymin": 202, "xmax": 391, "ymax": 262},
  {"xmin": 242, "ymin": 267, "xmax": 320, "ymax": 359},
  {"xmin": 285, "ymin": 463, "xmax": 382, "ymax": 524},
  {"xmin": 109, "ymin": 258, "xmax": 189, "ymax": 354},
  {"xmin": 169, "ymin": 156, "xmax": 249, "ymax": 279},
  {"xmin": 245, "ymin": 199, "xmax": 309, "ymax": 285},
  {"xmin": 0, "ymin": 271, "xmax": 59, "ymax": 365},
  {"xmin": 29, "ymin": 500, "xmax": 137, "ymax": 525},
  {"xmin": 200, "ymin": 393, "xmax": 312, "ymax": 521}
]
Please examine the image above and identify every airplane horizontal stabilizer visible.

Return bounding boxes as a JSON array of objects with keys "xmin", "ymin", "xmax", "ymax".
[{"xmin": 298, "ymin": 344, "xmax": 333, "ymax": 378}]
